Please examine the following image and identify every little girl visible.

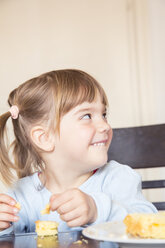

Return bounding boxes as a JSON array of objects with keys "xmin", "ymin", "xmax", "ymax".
[{"xmin": 0, "ymin": 69, "xmax": 156, "ymax": 235}]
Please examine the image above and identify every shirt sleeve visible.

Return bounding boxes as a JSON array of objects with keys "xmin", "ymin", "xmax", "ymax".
[
  {"xmin": 88, "ymin": 162, "xmax": 157, "ymax": 225},
  {"xmin": 0, "ymin": 225, "xmax": 14, "ymax": 236}
]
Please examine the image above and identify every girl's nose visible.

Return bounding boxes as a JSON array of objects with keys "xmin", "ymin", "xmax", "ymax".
[{"xmin": 97, "ymin": 119, "xmax": 111, "ymax": 133}]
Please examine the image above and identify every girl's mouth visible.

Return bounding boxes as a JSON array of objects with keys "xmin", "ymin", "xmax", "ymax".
[{"xmin": 91, "ymin": 140, "xmax": 108, "ymax": 146}]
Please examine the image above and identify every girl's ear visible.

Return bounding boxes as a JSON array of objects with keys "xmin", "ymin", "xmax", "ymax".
[{"xmin": 30, "ymin": 126, "xmax": 55, "ymax": 152}]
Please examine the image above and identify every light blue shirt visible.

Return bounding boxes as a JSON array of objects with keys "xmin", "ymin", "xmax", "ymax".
[{"xmin": 1, "ymin": 160, "xmax": 157, "ymax": 235}]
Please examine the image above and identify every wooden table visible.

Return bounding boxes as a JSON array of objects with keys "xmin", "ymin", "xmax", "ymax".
[
  {"xmin": 0, "ymin": 231, "xmax": 119, "ymax": 248},
  {"xmin": 0, "ymin": 230, "xmax": 162, "ymax": 248}
]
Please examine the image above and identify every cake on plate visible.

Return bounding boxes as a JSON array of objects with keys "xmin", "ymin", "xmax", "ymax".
[{"xmin": 124, "ymin": 212, "xmax": 165, "ymax": 239}]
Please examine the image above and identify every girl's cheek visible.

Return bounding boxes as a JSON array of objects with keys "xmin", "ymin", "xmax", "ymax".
[{"xmin": 108, "ymin": 129, "xmax": 113, "ymax": 145}]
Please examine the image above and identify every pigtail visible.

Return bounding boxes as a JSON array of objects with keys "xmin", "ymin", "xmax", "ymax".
[
  {"xmin": 0, "ymin": 112, "xmax": 16, "ymax": 186},
  {"xmin": 11, "ymin": 127, "xmax": 43, "ymax": 179},
  {"xmin": 12, "ymin": 132, "xmax": 33, "ymax": 179}
]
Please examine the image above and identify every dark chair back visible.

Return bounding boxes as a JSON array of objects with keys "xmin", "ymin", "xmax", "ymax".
[{"xmin": 108, "ymin": 124, "xmax": 165, "ymax": 210}]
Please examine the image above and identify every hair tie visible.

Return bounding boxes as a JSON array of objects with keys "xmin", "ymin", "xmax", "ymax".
[{"xmin": 9, "ymin": 105, "xmax": 19, "ymax": 119}]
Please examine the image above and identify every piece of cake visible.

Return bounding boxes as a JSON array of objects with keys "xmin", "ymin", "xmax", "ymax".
[
  {"xmin": 35, "ymin": 220, "xmax": 58, "ymax": 236},
  {"xmin": 124, "ymin": 212, "xmax": 165, "ymax": 239},
  {"xmin": 41, "ymin": 204, "xmax": 50, "ymax": 215},
  {"xmin": 14, "ymin": 202, "xmax": 21, "ymax": 210}
]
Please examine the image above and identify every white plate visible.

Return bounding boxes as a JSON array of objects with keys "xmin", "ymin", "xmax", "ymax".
[{"xmin": 82, "ymin": 221, "xmax": 165, "ymax": 247}]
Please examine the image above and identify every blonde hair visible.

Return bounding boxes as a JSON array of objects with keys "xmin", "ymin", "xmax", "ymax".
[{"xmin": 0, "ymin": 69, "xmax": 108, "ymax": 186}]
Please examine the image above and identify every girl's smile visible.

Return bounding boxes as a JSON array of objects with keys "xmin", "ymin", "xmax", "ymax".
[{"xmin": 91, "ymin": 140, "xmax": 108, "ymax": 146}]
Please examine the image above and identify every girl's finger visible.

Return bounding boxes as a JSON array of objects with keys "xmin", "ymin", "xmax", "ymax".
[
  {"xmin": 0, "ymin": 221, "xmax": 11, "ymax": 230},
  {"xmin": 0, "ymin": 213, "xmax": 19, "ymax": 223},
  {"xmin": 50, "ymin": 194, "xmax": 72, "ymax": 211},
  {"xmin": 57, "ymin": 200, "xmax": 75, "ymax": 215},
  {"xmin": 0, "ymin": 194, "xmax": 16, "ymax": 206},
  {"xmin": 67, "ymin": 215, "xmax": 86, "ymax": 227},
  {"xmin": 60, "ymin": 207, "xmax": 82, "ymax": 222},
  {"xmin": 0, "ymin": 203, "xmax": 19, "ymax": 215},
  {"xmin": 50, "ymin": 189, "xmax": 81, "ymax": 211}
]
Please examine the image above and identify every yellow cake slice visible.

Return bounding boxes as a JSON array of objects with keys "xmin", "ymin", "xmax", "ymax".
[
  {"xmin": 35, "ymin": 220, "xmax": 59, "ymax": 236},
  {"xmin": 124, "ymin": 212, "xmax": 165, "ymax": 239}
]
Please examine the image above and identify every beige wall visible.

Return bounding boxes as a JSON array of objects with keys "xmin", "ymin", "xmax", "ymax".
[
  {"xmin": 0, "ymin": 0, "xmax": 155, "ymax": 128},
  {"xmin": 1, "ymin": 0, "xmax": 165, "ymax": 127},
  {"xmin": 148, "ymin": 0, "xmax": 165, "ymax": 124}
]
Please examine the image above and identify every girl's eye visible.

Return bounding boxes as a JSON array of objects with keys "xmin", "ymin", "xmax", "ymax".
[
  {"xmin": 81, "ymin": 114, "xmax": 91, "ymax": 120},
  {"xmin": 103, "ymin": 112, "xmax": 107, "ymax": 119}
]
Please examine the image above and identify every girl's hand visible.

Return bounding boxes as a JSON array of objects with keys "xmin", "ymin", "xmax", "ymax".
[
  {"xmin": 0, "ymin": 194, "xmax": 20, "ymax": 230},
  {"xmin": 50, "ymin": 189, "xmax": 97, "ymax": 227}
]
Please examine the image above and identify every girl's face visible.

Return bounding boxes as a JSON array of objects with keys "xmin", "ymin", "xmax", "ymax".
[{"xmin": 54, "ymin": 94, "xmax": 112, "ymax": 174}]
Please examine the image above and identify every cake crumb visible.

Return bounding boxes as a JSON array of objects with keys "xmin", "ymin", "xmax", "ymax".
[
  {"xmin": 73, "ymin": 240, "xmax": 82, "ymax": 244},
  {"xmin": 41, "ymin": 204, "xmax": 50, "ymax": 215},
  {"xmin": 14, "ymin": 202, "xmax": 21, "ymax": 210},
  {"xmin": 82, "ymin": 239, "xmax": 88, "ymax": 244}
]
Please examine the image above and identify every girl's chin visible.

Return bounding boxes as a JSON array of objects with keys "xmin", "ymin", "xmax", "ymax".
[{"xmin": 93, "ymin": 158, "xmax": 108, "ymax": 168}]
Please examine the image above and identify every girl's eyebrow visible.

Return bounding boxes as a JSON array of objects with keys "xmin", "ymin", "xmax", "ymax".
[
  {"xmin": 74, "ymin": 106, "xmax": 106, "ymax": 116},
  {"xmin": 74, "ymin": 108, "xmax": 93, "ymax": 115}
]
